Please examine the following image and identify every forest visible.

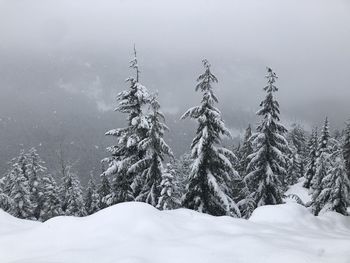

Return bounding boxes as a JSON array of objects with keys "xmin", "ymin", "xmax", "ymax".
[{"xmin": 1, "ymin": 50, "xmax": 349, "ymax": 222}]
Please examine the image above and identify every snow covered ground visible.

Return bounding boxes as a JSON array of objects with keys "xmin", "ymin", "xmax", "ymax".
[
  {"xmin": 285, "ymin": 179, "xmax": 312, "ymax": 204},
  {"xmin": 1, "ymin": 200, "xmax": 350, "ymax": 263}
]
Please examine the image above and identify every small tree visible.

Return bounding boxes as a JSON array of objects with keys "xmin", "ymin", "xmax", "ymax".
[
  {"xmin": 172, "ymin": 153, "xmax": 192, "ymax": 199},
  {"xmin": 246, "ymin": 67, "xmax": 289, "ymax": 207},
  {"xmin": 85, "ymin": 174, "xmax": 100, "ymax": 215},
  {"xmin": 310, "ymin": 118, "xmax": 330, "ymax": 196},
  {"xmin": 312, "ymin": 143, "xmax": 350, "ymax": 215},
  {"xmin": 286, "ymin": 143, "xmax": 302, "ymax": 185},
  {"xmin": 26, "ymin": 147, "xmax": 47, "ymax": 220},
  {"xmin": 98, "ymin": 173, "xmax": 112, "ymax": 209},
  {"xmin": 343, "ymin": 122, "xmax": 350, "ymax": 179},
  {"xmin": 0, "ymin": 178, "xmax": 13, "ymax": 214},
  {"xmin": 238, "ymin": 124, "xmax": 253, "ymax": 176},
  {"xmin": 38, "ymin": 174, "xmax": 62, "ymax": 221},
  {"xmin": 157, "ymin": 163, "xmax": 180, "ymax": 210},
  {"xmin": 8, "ymin": 162, "xmax": 35, "ymax": 219},
  {"xmin": 61, "ymin": 167, "xmax": 87, "ymax": 217},
  {"xmin": 181, "ymin": 59, "xmax": 240, "ymax": 217},
  {"xmin": 303, "ymin": 128, "xmax": 319, "ymax": 188}
]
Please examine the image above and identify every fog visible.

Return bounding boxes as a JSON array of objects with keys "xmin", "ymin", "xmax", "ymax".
[{"xmin": 1, "ymin": 0, "xmax": 350, "ymax": 181}]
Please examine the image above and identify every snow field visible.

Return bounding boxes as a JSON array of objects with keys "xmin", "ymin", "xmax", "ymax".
[{"xmin": 1, "ymin": 201, "xmax": 350, "ymax": 263}]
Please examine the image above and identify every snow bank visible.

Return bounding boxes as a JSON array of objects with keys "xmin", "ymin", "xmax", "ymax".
[
  {"xmin": 0, "ymin": 202, "xmax": 350, "ymax": 263},
  {"xmin": 0, "ymin": 210, "xmax": 39, "ymax": 235}
]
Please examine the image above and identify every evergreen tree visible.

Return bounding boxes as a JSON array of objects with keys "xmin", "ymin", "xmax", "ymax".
[
  {"xmin": 38, "ymin": 174, "xmax": 62, "ymax": 221},
  {"xmin": 310, "ymin": 118, "xmax": 331, "ymax": 197},
  {"xmin": 236, "ymin": 184, "xmax": 255, "ymax": 219},
  {"xmin": 303, "ymin": 128, "xmax": 319, "ymax": 188},
  {"xmin": 0, "ymin": 178, "xmax": 13, "ymax": 214},
  {"xmin": 8, "ymin": 162, "xmax": 35, "ymax": 219},
  {"xmin": 103, "ymin": 47, "xmax": 150, "ymax": 204},
  {"xmin": 246, "ymin": 67, "xmax": 289, "ymax": 207},
  {"xmin": 61, "ymin": 167, "xmax": 87, "ymax": 217},
  {"xmin": 312, "ymin": 144, "xmax": 350, "ymax": 215},
  {"xmin": 157, "ymin": 163, "xmax": 180, "ymax": 210},
  {"xmin": 238, "ymin": 124, "xmax": 253, "ymax": 176},
  {"xmin": 131, "ymin": 95, "xmax": 174, "ymax": 206},
  {"xmin": 98, "ymin": 174, "xmax": 112, "ymax": 209},
  {"xmin": 343, "ymin": 122, "xmax": 350, "ymax": 180},
  {"xmin": 26, "ymin": 147, "xmax": 47, "ymax": 220},
  {"xmin": 232, "ymin": 142, "xmax": 241, "ymax": 171},
  {"xmin": 172, "ymin": 153, "xmax": 192, "ymax": 198},
  {"xmin": 287, "ymin": 123, "xmax": 307, "ymax": 179},
  {"xmin": 85, "ymin": 175, "xmax": 100, "ymax": 215},
  {"xmin": 181, "ymin": 59, "xmax": 240, "ymax": 217},
  {"xmin": 286, "ymin": 143, "xmax": 302, "ymax": 185},
  {"xmin": 0, "ymin": 192, "xmax": 13, "ymax": 214}
]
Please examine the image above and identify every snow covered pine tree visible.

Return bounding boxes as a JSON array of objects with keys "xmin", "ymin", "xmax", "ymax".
[
  {"xmin": 303, "ymin": 128, "xmax": 319, "ymax": 188},
  {"xmin": 26, "ymin": 147, "xmax": 47, "ymax": 220},
  {"xmin": 343, "ymin": 122, "xmax": 350, "ymax": 180},
  {"xmin": 85, "ymin": 174, "xmax": 100, "ymax": 215},
  {"xmin": 246, "ymin": 67, "xmax": 289, "ymax": 207},
  {"xmin": 181, "ymin": 59, "xmax": 241, "ymax": 217},
  {"xmin": 98, "ymin": 174, "xmax": 111, "ymax": 209},
  {"xmin": 61, "ymin": 166, "xmax": 87, "ymax": 217},
  {"xmin": 39, "ymin": 174, "xmax": 62, "ymax": 221},
  {"xmin": 102, "ymin": 46, "xmax": 151, "ymax": 204},
  {"xmin": 6, "ymin": 152, "xmax": 35, "ymax": 219},
  {"xmin": 287, "ymin": 124, "xmax": 307, "ymax": 184},
  {"xmin": 310, "ymin": 118, "xmax": 330, "ymax": 201},
  {"xmin": 312, "ymin": 140, "xmax": 350, "ymax": 215},
  {"xmin": 130, "ymin": 94, "xmax": 174, "ymax": 206},
  {"xmin": 237, "ymin": 124, "xmax": 253, "ymax": 177},
  {"xmin": 157, "ymin": 163, "xmax": 180, "ymax": 210}
]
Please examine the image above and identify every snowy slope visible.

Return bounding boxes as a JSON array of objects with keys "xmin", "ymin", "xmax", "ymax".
[
  {"xmin": 0, "ymin": 202, "xmax": 350, "ymax": 263},
  {"xmin": 285, "ymin": 178, "xmax": 312, "ymax": 204}
]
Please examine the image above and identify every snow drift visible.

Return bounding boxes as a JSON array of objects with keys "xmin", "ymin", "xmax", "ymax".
[{"xmin": 0, "ymin": 202, "xmax": 350, "ymax": 263}]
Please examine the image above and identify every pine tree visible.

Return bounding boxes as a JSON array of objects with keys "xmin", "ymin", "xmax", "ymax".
[
  {"xmin": 8, "ymin": 162, "xmax": 35, "ymax": 219},
  {"xmin": 286, "ymin": 143, "xmax": 302, "ymax": 185},
  {"xmin": 131, "ymin": 95, "xmax": 174, "ymax": 206},
  {"xmin": 38, "ymin": 174, "xmax": 62, "ymax": 221},
  {"xmin": 181, "ymin": 59, "xmax": 241, "ymax": 217},
  {"xmin": 310, "ymin": 118, "xmax": 331, "ymax": 197},
  {"xmin": 312, "ymin": 144, "xmax": 350, "ymax": 215},
  {"xmin": 238, "ymin": 124, "xmax": 253, "ymax": 176},
  {"xmin": 343, "ymin": 122, "xmax": 350, "ymax": 180},
  {"xmin": 236, "ymin": 183, "xmax": 255, "ymax": 219},
  {"xmin": 287, "ymin": 123, "xmax": 307, "ymax": 179},
  {"xmin": 61, "ymin": 167, "xmax": 87, "ymax": 217},
  {"xmin": 98, "ymin": 174, "xmax": 112, "ymax": 209},
  {"xmin": 26, "ymin": 147, "xmax": 47, "ymax": 220},
  {"xmin": 0, "ymin": 179, "xmax": 13, "ymax": 214},
  {"xmin": 232, "ymin": 142, "xmax": 241, "ymax": 171},
  {"xmin": 245, "ymin": 67, "xmax": 289, "ymax": 207},
  {"xmin": 157, "ymin": 163, "xmax": 180, "ymax": 210},
  {"xmin": 173, "ymin": 153, "xmax": 192, "ymax": 198},
  {"xmin": 303, "ymin": 128, "xmax": 319, "ymax": 188},
  {"xmin": 103, "ymin": 47, "xmax": 150, "ymax": 204},
  {"xmin": 85, "ymin": 175, "xmax": 100, "ymax": 215},
  {"xmin": 0, "ymin": 192, "xmax": 13, "ymax": 214}
]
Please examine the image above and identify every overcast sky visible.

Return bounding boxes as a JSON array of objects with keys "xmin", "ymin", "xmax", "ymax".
[{"xmin": 1, "ymin": 0, "xmax": 350, "ymax": 126}]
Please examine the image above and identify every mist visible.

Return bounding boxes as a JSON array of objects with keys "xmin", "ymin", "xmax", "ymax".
[{"xmin": 1, "ymin": 0, "xmax": 350, "ymax": 181}]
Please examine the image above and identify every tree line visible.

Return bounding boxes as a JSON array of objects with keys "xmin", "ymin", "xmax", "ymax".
[{"xmin": 0, "ymin": 49, "xmax": 350, "ymax": 222}]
